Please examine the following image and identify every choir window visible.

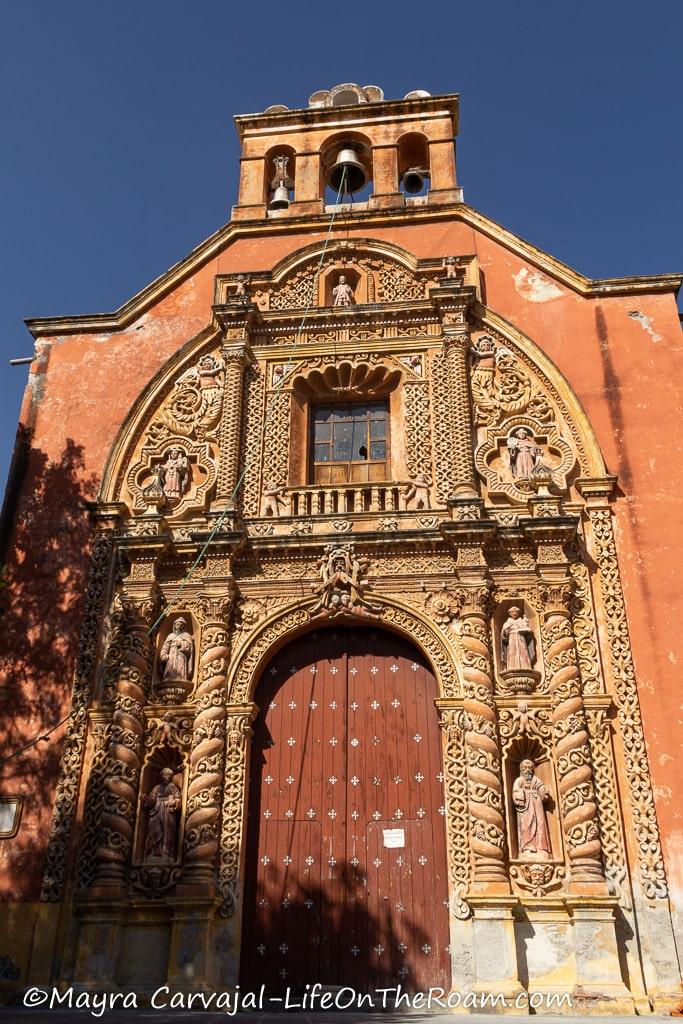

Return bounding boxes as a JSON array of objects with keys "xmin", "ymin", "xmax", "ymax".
[{"xmin": 310, "ymin": 402, "xmax": 388, "ymax": 484}]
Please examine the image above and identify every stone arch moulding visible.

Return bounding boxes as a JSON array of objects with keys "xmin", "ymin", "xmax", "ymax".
[{"xmin": 226, "ymin": 593, "xmax": 463, "ymax": 705}]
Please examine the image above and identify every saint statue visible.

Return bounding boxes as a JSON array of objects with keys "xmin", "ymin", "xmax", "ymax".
[
  {"xmin": 507, "ymin": 428, "xmax": 549, "ymax": 480},
  {"xmin": 143, "ymin": 767, "xmax": 182, "ymax": 861},
  {"xmin": 501, "ymin": 606, "xmax": 535, "ymax": 670},
  {"xmin": 512, "ymin": 759, "xmax": 552, "ymax": 859},
  {"xmin": 404, "ymin": 473, "xmax": 432, "ymax": 510},
  {"xmin": 159, "ymin": 448, "xmax": 191, "ymax": 500},
  {"xmin": 332, "ymin": 275, "xmax": 355, "ymax": 307},
  {"xmin": 159, "ymin": 617, "xmax": 194, "ymax": 682}
]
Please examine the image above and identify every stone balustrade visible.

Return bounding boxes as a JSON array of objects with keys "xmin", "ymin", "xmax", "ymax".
[{"xmin": 286, "ymin": 482, "xmax": 402, "ymax": 517}]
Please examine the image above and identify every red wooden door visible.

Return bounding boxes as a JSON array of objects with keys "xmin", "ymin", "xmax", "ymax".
[{"xmin": 240, "ymin": 628, "xmax": 450, "ymax": 994}]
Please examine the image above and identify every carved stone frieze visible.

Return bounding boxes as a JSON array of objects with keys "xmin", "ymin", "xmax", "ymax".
[
  {"xmin": 219, "ymin": 707, "xmax": 256, "ymax": 916},
  {"xmin": 585, "ymin": 708, "xmax": 629, "ymax": 907}
]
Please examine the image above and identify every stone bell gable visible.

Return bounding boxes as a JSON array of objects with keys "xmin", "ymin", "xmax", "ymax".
[{"xmin": 0, "ymin": 83, "xmax": 681, "ymax": 1013}]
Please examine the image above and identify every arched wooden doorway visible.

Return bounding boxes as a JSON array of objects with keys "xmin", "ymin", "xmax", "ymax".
[{"xmin": 240, "ymin": 626, "xmax": 450, "ymax": 994}]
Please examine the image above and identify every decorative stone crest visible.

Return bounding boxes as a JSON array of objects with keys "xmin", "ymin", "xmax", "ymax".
[{"xmin": 310, "ymin": 544, "xmax": 380, "ymax": 616}]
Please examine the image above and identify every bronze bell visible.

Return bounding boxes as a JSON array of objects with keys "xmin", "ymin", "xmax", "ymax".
[
  {"xmin": 269, "ymin": 182, "xmax": 290, "ymax": 210},
  {"xmin": 328, "ymin": 146, "xmax": 367, "ymax": 193},
  {"xmin": 401, "ymin": 166, "xmax": 428, "ymax": 194}
]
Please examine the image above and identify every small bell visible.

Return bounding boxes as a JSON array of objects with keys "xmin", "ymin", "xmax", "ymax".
[
  {"xmin": 269, "ymin": 182, "xmax": 290, "ymax": 210},
  {"xmin": 328, "ymin": 146, "xmax": 367, "ymax": 193},
  {"xmin": 401, "ymin": 166, "xmax": 428, "ymax": 194}
]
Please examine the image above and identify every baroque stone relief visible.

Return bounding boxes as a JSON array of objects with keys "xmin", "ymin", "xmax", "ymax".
[
  {"xmin": 475, "ymin": 418, "xmax": 575, "ymax": 504},
  {"xmin": 123, "ymin": 349, "xmax": 224, "ymax": 518}
]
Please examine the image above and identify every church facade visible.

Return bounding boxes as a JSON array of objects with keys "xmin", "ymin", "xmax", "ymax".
[{"xmin": 1, "ymin": 84, "xmax": 681, "ymax": 1013}]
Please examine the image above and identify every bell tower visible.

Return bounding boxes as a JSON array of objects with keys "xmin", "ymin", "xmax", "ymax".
[{"xmin": 232, "ymin": 82, "xmax": 462, "ymax": 219}]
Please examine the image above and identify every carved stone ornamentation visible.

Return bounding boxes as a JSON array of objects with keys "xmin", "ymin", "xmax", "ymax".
[
  {"xmin": 404, "ymin": 383, "xmax": 432, "ymax": 482},
  {"xmin": 142, "ymin": 767, "xmax": 182, "ymax": 861},
  {"xmin": 219, "ymin": 707, "xmax": 256, "ymax": 916},
  {"xmin": 475, "ymin": 420, "xmax": 574, "ymax": 503},
  {"xmin": 310, "ymin": 544, "xmax": 380, "ymax": 617},
  {"xmin": 91, "ymin": 592, "xmax": 158, "ymax": 891},
  {"xmin": 585, "ymin": 709, "xmax": 629, "ymax": 906},
  {"xmin": 456, "ymin": 585, "xmax": 508, "ymax": 884},
  {"xmin": 41, "ymin": 532, "xmax": 114, "ymax": 902},
  {"xmin": 424, "ymin": 586, "xmax": 460, "ymax": 629},
  {"xmin": 470, "ymin": 336, "xmax": 551, "ymax": 428},
  {"xmin": 261, "ymin": 480, "xmax": 288, "ymax": 517},
  {"xmin": 589, "ymin": 507, "xmax": 668, "ymax": 899},
  {"xmin": 510, "ymin": 862, "xmax": 566, "ymax": 897},
  {"xmin": 404, "ymin": 473, "xmax": 432, "ymax": 510},
  {"xmin": 181, "ymin": 591, "xmax": 235, "ymax": 890},
  {"xmin": 438, "ymin": 707, "xmax": 471, "ymax": 918},
  {"xmin": 539, "ymin": 582, "xmax": 605, "ymax": 885}
]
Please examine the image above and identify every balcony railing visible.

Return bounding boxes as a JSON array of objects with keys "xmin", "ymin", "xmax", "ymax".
[{"xmin": 287, "ymin": 483, "xmax": 402, "ymax": 517}]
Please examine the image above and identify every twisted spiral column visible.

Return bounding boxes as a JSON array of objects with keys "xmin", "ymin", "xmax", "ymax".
[
  {"xmin": 458, "ymin": 586, "xmax": 509, "ymax": 886},
  {"xmin": 181, "ymin": 594, "xmax": 234, "ymax": 891},
  {"xmin": 92, "ymin": 594, "xmax": 156, "ymax": 891},
  {"xmin": 541, "ymin": 582, "xmax": 605, "ymax": 886}
]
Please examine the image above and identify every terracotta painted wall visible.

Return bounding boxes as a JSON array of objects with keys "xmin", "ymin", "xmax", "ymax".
[{"xmin": 1, "ymin": 213, "xmax": 681, "ymax": 915}]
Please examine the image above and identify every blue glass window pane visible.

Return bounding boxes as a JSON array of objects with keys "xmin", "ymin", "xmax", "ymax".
[
  {"xmin": 332, "ymin": 421, "xmax": 353, "ymax": 461},
  {"xmin": 370, "ymin": 418, "xmax": 386, "ymax": 440},
  {"xmin": 315, "ymin": 444, "xmax": 331, "ymax": 463},
  {"xmin": 370, "ymin": 441, "xmax": 386, "ymax": 460}
]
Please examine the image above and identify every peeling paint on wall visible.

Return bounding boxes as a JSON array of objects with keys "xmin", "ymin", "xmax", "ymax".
[
  {"xmin": 628, "ymin": 310, "xmax": 662, "ymax": 343},
  {"xmin": 512, "ymin": 267, "xmax": 563, "ymax": 302}
]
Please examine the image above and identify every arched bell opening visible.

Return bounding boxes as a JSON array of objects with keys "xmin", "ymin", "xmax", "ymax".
[
  {"xmin": 264, "ymin": 144, "xmax": 296, "ymax": 212},
  {"xmin": 398, "ymin": 132, "xmax": 431, "ymax": 198},
  {"xmin": 239, "ymin": 624, "xmax": 452, "ymax": 995},
  {"xmin": 322, "ymin": 132, "xmax": 374, "ymax": 204}
]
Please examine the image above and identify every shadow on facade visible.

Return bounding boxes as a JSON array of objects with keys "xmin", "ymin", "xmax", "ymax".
[
  {"xmin": 0, "ymin": 430, "xmax": 98, "ymax": 897},
  {"xmin": 241, "ymin": 856, "xmax": 437, "ymax": 997}
]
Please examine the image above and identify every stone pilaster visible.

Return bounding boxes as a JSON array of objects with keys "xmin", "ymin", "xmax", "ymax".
[
  {"xmin": 432, "ymin": 285, "xmax": 478, "ymax": 499},
  {"xmin": 218, "ymin": 703, "xmax": 258, "ymax": 918},
  {"xmin": 436, "ymin": 702, "xmax": 470, "ymax": 919},
  {"xmin": 214, "ymin": 306, "xmax": 255, "ymax": 507},
  {"xmin": 90, "ymin": 544, "xmax": 163, "ymax": 895}
]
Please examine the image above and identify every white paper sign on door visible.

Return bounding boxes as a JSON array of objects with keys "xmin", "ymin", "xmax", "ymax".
[{"xmin": 382, "ymin": 828, "xmax": 405, "ymax": 848}]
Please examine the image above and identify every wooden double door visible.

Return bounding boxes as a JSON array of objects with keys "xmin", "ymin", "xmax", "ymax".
[{"xmin": 241, "ymin": 627, "xmax": 451, "ymax": 994}]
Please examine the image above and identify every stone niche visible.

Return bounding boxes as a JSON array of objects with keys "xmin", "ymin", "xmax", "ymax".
[{"xmin": 153, "ymin": 612, "xmax": 196, "ymax": 703}]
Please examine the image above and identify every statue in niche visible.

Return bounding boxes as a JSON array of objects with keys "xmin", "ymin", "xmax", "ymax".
[
  {"xmin": 142, "ymin": 767, "xmax": 182, "ymax": 861},
  {"xmin": 158, "ymin": 447, "xmax": 191, "ymax": 501},
  {"xmin": 332, "ymin": 274, "xmax": 355, "ymax": 307},
  {"xmin": 262, "ymin": 480, "xmax": 288, "ymax": 517},
  {"xmin": 159, "ymin": 617, "xmax": 194, "ymax": 682},
  {"xmin": 501, "ymin": 606, "xmax": 536, "ymax": 671},
  {"xmin": 507, "ymin": 427, "xmax": 552, "ymax": 481},
  {"xmin": 404, "ymin": 473, "xmax": 432, "ymax": 510},
  {"xmin": 512, "ymin": 759, "xmax": 552, "ymax": 860},
  {"xmin": 442, "ymin": 255, "xmax": 458, "ymax": 280}
]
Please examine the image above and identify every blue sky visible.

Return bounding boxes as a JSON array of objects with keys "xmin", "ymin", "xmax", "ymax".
[{"xmin": 1, "ymin": 0, "xmax": 681, "ymax": 498}]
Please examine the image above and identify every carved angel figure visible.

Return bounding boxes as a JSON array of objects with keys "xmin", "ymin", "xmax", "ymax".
[
  {"xmin": 311, "ymin": 544, "xmax": 377, "ymax": 616},
  {"xmin": 261, "ymin": 480, "xmax": 288, "ymax": 517},
  {"xmin": 159, "ymin": 617, "xmax": 194, "ymax": 682},
  {"xmin": 143, "ymin": 767, "xmax": 182, "ymax": 861},
  {"xmin": 442, "ymin": 255, "xmax": 458, "ymax": 280},
  {"xmin": 404, "ymin": 473, "xmax": 432, "ymax": 510},
  {"xmin": 332, "ymin": 275, "xmax": 355, "ymax": 307},
  {"xmin": 501, "ymin": 606, "xmax": 535, "ymax": 671},
  {"xmin": 159, "ymin": 448, "xmax": 191, "ymax": 500},
  {"xmin": 234, "ymin": 274, "xmax": 249, "ymax": 298},
  {"xmin": 512, "ymin": 759, "xmax": 552, "ymax": 860}
]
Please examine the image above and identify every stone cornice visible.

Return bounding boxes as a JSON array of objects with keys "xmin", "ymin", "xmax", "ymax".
[{"xmin": 24, "ymin": 204, "xmax": 682, "ymax": 338}]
